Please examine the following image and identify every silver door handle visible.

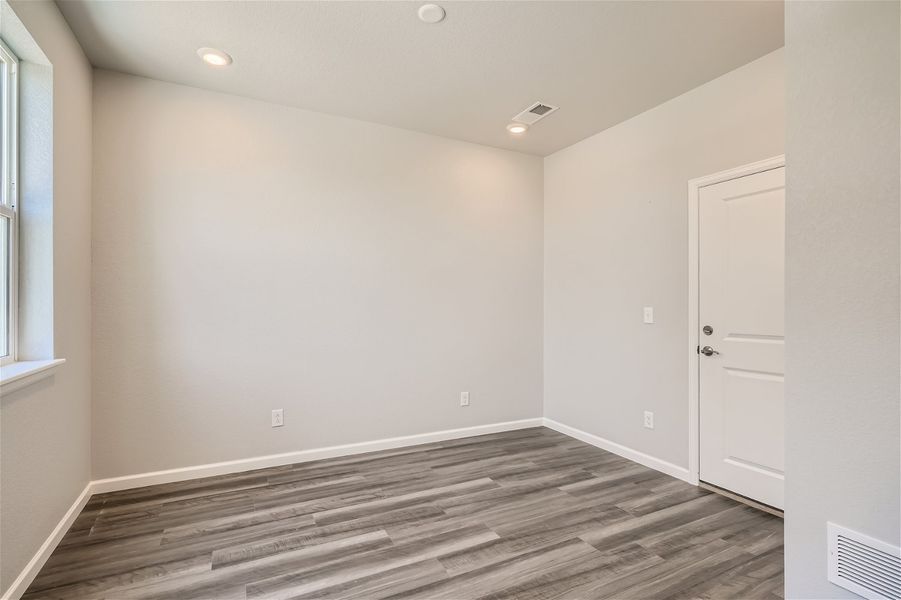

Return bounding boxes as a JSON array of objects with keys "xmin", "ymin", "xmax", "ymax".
[{"xmin": 700, "ymin": 346, "xmax": 720, "ymax": 356}]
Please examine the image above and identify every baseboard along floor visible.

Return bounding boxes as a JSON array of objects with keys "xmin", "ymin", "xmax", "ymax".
[{"xmin": 18, "ymin": 427, "xmax": 783, "ymax": 600}]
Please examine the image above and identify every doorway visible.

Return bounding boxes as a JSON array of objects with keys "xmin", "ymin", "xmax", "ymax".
[{"xmin": 688, "ymin": 156, "xmax": 786, "ymax": 510}]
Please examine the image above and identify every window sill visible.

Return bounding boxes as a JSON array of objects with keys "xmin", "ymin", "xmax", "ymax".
[{"xmin": 0, "ymin": 359, "xmax": 66, "ymax": 395}]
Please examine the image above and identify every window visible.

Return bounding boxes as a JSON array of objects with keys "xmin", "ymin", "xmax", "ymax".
[{"xmin": 0, "ymin": 38, "xmax": 18, "ymax": 365}]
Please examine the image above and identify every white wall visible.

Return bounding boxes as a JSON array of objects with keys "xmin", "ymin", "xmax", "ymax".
[
  {"xmin": 784, "ymin": 2, "xmax": 900, "ymax": 598},
  {"xmin": 543, "ymin": 49, "xmax": 784, "ymax": 469},
  {"xmin": 91, "ymin": 71, "xmax": 544, "ymax": 479},
  {"xmin": 5, "ymin": 4, "xmax": 899, "ymax": 596},
  {"xmin": 0, "ymin": 0, "xmax": 92, "ymax": 594}
]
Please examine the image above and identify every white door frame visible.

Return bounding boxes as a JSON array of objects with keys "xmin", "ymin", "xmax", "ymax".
[{"xmin": 686, "ymin": 154, "xmax": 785, "ymax": 486}]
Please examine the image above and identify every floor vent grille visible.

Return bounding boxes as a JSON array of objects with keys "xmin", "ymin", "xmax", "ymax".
[{"xmin": 828, "ymin": 522, "xmax": 901, "ymax": 600}]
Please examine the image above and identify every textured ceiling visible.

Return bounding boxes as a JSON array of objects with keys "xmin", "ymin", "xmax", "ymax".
[{"xmin": 57, "ymin": 1, "xmax": 784, "ymax": 156}]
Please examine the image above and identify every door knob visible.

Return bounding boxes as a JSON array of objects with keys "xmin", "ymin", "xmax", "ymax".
[{"xmin": 700, "ymin": 345, "xmax": 720, "ymax": 356}]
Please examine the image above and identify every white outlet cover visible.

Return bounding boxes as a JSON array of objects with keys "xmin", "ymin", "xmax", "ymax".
[
  {"xmin": 271, "ymin": 409, "xmax": 284, "ymax": 427},
  {"xmin": 643, "ymin": 411, "xmax": 654, "ymax": 429},
  {"xmin": 460, "ymin": 392, "xmax": 470, "ymax": 407},
  {"xmin": 643, "ymin": 306, "xmax": 654, "ymax": 324}
]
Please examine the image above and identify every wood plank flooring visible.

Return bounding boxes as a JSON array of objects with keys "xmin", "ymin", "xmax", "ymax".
[{"xmin": 23, "ymin": 427, "xmax": 783, "ymax": 599}]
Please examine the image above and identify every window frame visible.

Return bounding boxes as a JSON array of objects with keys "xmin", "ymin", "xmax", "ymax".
[{"xmin": 0, "ymin": 37, "xmax": 19, "ymax": 366}]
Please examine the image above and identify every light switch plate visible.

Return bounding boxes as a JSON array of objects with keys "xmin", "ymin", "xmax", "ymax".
[{"xmin": 643, "ymin": 306, "xmax": 654, "ymax": 324}]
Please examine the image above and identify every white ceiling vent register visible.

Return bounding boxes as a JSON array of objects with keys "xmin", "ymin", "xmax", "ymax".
[
  {"xmin": 828, "ymin": 522, "xmax": 901, "ymax": 600},
  {"xmin": 512, "ymin": 101, "xmax": 559, "ymax": 126}
]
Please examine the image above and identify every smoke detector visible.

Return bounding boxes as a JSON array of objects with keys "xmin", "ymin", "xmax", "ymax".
[
  {"xmin": 512, "ymin": 102, "xmax": 559, "ymax": 126},
  {"xmin": 418, "ymin": 4, "xmax": 446, "ymax": 23}
]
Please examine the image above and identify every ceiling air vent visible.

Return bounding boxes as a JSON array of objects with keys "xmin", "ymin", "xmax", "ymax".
[
  {"xmin": 512, "ymin": 101, "xmax": 559, "ymax": 126},
  {"xmin": 828, "ymin": 522, "xmax": 901, "ymax": 600}
]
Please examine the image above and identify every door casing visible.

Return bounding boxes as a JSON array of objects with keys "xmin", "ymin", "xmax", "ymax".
[{"xmin": 686, "ymin": 155, "xmax": 786, "ymax": 486}]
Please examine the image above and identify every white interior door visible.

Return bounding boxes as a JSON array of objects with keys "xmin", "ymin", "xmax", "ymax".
[{"xmin": 698, "ymin": 166, "xmax": 785, "ymax": 509}]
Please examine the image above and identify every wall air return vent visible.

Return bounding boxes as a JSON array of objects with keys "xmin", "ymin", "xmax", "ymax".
[
  {"xmin": 828, "ymin": 522, "xmax": 901, "ymax": 600},
  {"xmin": 512, "ymin": 101, "xmax": 559, "ymax": 126}
]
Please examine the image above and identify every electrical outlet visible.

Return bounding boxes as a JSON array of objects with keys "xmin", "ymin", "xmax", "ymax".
[
  {"xmin": 643, "ymin": 306, "xmax": 654, "ymax": 324},
  {"xmin": 643, "ymin": 411, "xmax": 654, "ymax": 429},
  {"xmin": 460, "ymin": 392, "xmax": 470, "ymax": 407},
  {"xmin": 271, "ymin": 409, "xmax": 284, "ymax": 427}
]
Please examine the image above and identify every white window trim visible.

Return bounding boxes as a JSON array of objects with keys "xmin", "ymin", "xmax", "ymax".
[
  {"xmin": 0, "ymin": 37, "xmax": 18, "ymax": 367},
  {"xmin": 0, "ymin": 358, "xmax": 65, "ymax": 395}
]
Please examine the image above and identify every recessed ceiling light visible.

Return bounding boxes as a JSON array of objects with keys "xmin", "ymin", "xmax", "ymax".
[
  {"xmin": 197, "ymin": 47, "xmax": 233, "ymax": 67},
  {"xmin": 506, "ymin": 123, "xmax": 528, "ymax": 135},
  {"xmin": 418, "ymin": 4, "xmax": 446, "ymax": 24}
]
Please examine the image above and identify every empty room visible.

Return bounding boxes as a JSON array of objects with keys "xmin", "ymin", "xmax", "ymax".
[{"xmin": 0, "ymin": 1, "xmax": 899, "ymax": 599}]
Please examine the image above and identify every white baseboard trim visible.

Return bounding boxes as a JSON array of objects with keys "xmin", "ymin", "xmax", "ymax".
[
  {"xmin": 542, "ymin": 418, "xmax": 693, "ymax": 484},
  {"xmin": 5, "ymin": 416, "xmax": 687, "ymax": 600},
  {"xmin": 5, "ymin": 418, "xmax": 542, "ymax": 599},
  {"xmin": 90, "ymin": 418, "xmax": 544, "ymax": 494},
  {"xmin": 1, "ymin": 483, "xmax": 92, "ymax": 600}
]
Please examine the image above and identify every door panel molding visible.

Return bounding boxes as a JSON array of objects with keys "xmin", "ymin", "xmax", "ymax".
[{"xmin": 686, "ymin": 155, "xmax": 785, "ymax": 487}]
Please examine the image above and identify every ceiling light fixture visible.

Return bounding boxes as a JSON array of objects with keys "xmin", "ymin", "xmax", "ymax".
[
  {"xmin": 506, "ymin": 123, "xmax": 528, "ymax": 135},
  {"xmin": 418, "ymin": 4, "xmax": 446, "ymax": 24},
  {"xmin": 197, "ymin": 47, "xmax": 233, "ymax": 67}
]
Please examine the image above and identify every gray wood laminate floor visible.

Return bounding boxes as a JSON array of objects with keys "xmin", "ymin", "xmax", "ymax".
[{"xmin": 24, "ymin": 427, "xmax": 783, "ymax": 599}]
